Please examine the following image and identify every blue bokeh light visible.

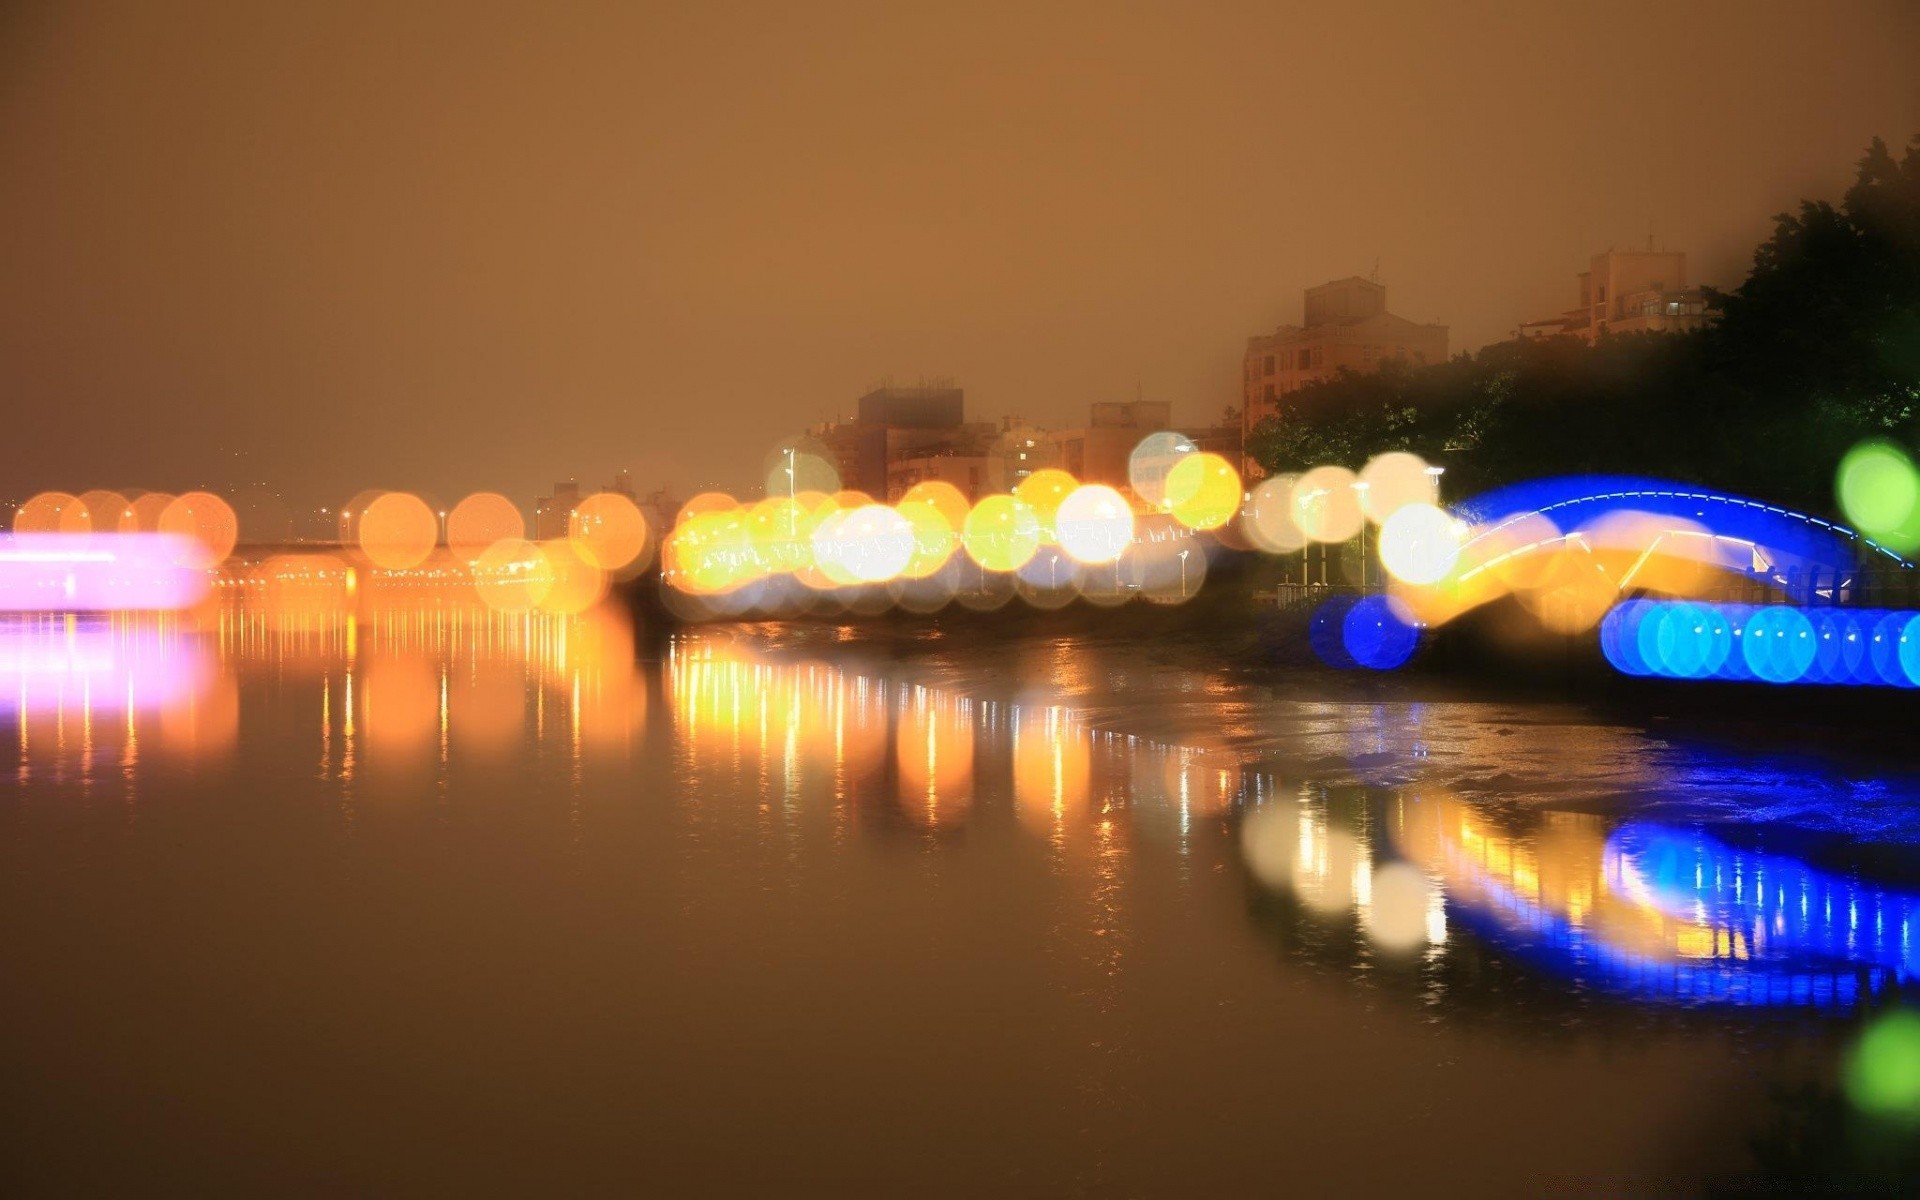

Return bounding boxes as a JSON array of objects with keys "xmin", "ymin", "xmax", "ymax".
[
  {"xmin": 1310, "ymin": 595, "xmax": 1423, "ymax": 671},
  {"xmin": 1601, "ymin": 600, "xmax": 1920, "ymax": 687}
]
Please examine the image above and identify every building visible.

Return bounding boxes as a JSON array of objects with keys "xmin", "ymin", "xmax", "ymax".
[
  {"xmin": 810, "ymin": 383, "xmax": 984, "ymax": 499},
  {"xmin": 887, "ymin": 451, "xmax": 994, "ymax": 501},
  {"xmin": 533, "ymin": 480, "xmax": 584, "ymax": 540},
  {"xmin": 1517, "ymin": 248, "xmax": 1709, "ymax": 343},
  {"xmin": 533, "ymin": 471, "xmax": 652, "ymax": 540},
  {"xmin": 1241, "ymin": 278, "xmax": 1448, "ymax": 456},
  {"xmin": 1049, "ymin": 400, "xmax": 1168, "ymax": 491}
]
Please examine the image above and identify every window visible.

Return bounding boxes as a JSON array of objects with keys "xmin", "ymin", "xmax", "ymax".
[
  {"xmin": 1311, "ymin": 347, "xmax": 1324, "ymax": 367},
  {"xmin": 1297, "ymin": 348, "xmax": 1311, "ymax": 370},
  {"xmin": 1363, "ymin": 344, "xmax": 1377, "ymax": 363},
  {"xmin": 1264, "ymin": 355, "xmax": 1275, "ymax": 374},
  {"xmin": 1263, "ymin": 384, "xmax": 1274, "ymax": 402}
]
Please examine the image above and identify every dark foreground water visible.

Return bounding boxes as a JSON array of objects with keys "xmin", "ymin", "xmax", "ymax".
[{"xmin": 4, "ymin": 606, "xmax": 1920, "ymax": 1194}]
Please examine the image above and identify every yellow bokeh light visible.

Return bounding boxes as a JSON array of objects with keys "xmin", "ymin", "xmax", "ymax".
[
  {"xmin": 1016, "ymin": 468, "xmax": 1079, "ymax": 535},
  {"xmin": 1165, "ymin": 452, "xmax": 1241, "ymax": 531},
  {"xmin": 963, "ymin": 495, "xmax": 1043, "ymax": 573},
  {"xmin": 895, "ymin": 498, "xmax": 959, "ymax": 579},
  {"xmin": 901, "ymin": 480, "xmax": 970, "ymax": 533},
  {"xmin": 813, "ymin": 504, "xmax": 915, "ymax": 584}
]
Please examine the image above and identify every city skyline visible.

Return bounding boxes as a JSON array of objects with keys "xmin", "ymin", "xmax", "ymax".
[{"xmin": 2, "ymin": 2, "xmax": 1915, "ymax": 507}]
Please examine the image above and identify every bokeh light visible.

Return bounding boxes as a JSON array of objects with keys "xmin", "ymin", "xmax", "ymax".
[
  {"xmin": 1128, "ymin": 431, "xmax": 1197, "ymax": 510},
  {"xmin": 13, "ymin": 491, "xmax": 81, "ymax": 534},
  {"xmin": 1015, "ymin": 468, "xmax": 1079, "ymax": 536},
  {"xmin": 763, "ymin": 438, "xmax": 841, "ymax": 499},
  {"xmin": 1377, "ymin": 503, "xmax": 1462, "ymax": 585},
  {"xmin": 1309, "ymin": 594, "xmax": 1421, "ymax": 670},
  {"xmin": 1243, "ymin": 474, "xmax": 1307, "ymax": 553},
  {"xmin": 122, "ymin": 491, "xmax": 174, "ymax": 533},
  {"xmin": 1054, "ymin": 484, "xmax": 1134, "ymax": 564},
  {"xmin": 895, "ymin": 497, "xmax": 961, "ymax": 579},
  {"xmin": 1846, "ymin": 1008, "xmax": 1920, "ymax": 1122},
  {"xmin": 814, "ymin": 504, "xmax": 915, "ymax": 584},
  {"xmin": 569, "ymin": 491, "xmax": 650, "ymax": 573},
  {"xmin": 963, "ymin": 495, "xmax": 1042, "ymax": 573},
  {"xmin": 1164, "ymin": 452, "xmax": 1240, "ymax": 531},
  {"xmin": 158, "ymin": 491, "xmax": 239, "ymax": 568},
  {"xmin": 1602, "ymin": 600, "xmax": 1920, "ymax": 688},
  {"xmin": 356, "ymin": 491, "xmax": 438, "ymax": 570},
  {"xmin": 1366, "ymin": 862, "xmax": 1435, "ymax": 953},
  {"xmin": 1357, "ymin": 451, "xmax": 1438, "ymax": 523},
  {"xmin": 1837, "ymin": 440, "xmax": 1920, "ymax": 553},
  {"xmin": 72, "ymin": 490, "xmax": 129, "ymax": 535},
  {"xmin": 472, "ymin": 538, "xmax": 555, "ymax": 612},
  {"xmin": 447, "ymin": 492, "xmax": 525, "ymax": 560},
  {"xmin": 536, "ymin": 538, "xmax": 610, "ymax": 614},
  {"xmin": 1290, "ymin": 467, "xmax": 1363, "ymax": 543}
]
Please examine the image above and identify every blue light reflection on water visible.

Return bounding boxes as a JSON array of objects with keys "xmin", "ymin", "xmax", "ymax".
[
  {"xmin": 1608, "ymin": 822, "xmax": 1920, "ymax": 981},
  {"xmin": 1378, "ymin": 791, "xmax": 1920, "ymax": 1010}
]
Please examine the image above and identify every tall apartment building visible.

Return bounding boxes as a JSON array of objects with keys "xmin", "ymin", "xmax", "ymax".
[
  {"xmin": 1240, "ymin": 278, "xmax": 1448, "ymax": 455},
  {"xmin": 1516, "ymin": 249, "xmax": 1709, "ymax": 342}
]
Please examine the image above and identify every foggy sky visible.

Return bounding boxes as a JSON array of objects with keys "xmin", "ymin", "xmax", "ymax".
[{"xmin": 2, "ymin": 1, "xmax": 1916, "ymax": 513}]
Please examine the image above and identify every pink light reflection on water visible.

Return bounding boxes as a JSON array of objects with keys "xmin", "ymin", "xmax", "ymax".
[{"xmin": 0, "ymin": 618, "xmax": 215, "ymax": 716}]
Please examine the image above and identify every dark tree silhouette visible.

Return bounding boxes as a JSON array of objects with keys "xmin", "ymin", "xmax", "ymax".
[{"xmin": 1247, "ymin": 135, "xmax": 1920, "ymax": 515}]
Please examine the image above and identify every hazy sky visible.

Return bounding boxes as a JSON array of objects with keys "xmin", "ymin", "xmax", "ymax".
[{"xmin": 2, "ymin": 1, "xmax": 1916, "ymax": 510}]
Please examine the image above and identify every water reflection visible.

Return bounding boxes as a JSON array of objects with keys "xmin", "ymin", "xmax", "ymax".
[
  {"xmin": 5, "ymin": 597, "xmax": 1918, "ymax": 1018},
  {"xmin": 2, "ymin": 616, "xmax": 234, "ymax": 781},
  {"xmin": 1240, "ymin": 783, "xmax": 1915, "ymax": 1011}
]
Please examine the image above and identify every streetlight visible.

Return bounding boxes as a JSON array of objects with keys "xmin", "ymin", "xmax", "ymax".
[
  {"xmin": 1425, "ymin": 464, "xmax": 1446, "ymax": 506},
  {"xmin": 1350, "ymin": 480, "xmax": 1371, "ymax": 591}
]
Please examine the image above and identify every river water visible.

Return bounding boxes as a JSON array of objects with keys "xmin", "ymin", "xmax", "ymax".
[{"xmin": 4, "ymin": 604, "xmax": 1918, "ymax": 1194}]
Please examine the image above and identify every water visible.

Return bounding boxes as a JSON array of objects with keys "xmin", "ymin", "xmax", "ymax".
[{"xmin": 4, "ymin": 606, "xmax": 1918, "ymax": 1194}]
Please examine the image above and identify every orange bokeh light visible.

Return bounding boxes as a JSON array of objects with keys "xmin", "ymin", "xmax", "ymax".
[
  {"xmin": 568, "ymin": 492, "xmax": 650, "ymax": 572},
  {"xmin": 447, "ymin": 492, "xmax": 525, "ymax": 560},
  {"xmin": 121, "ymin": 491, "xmax": 175, "ymax": 533},
  {"xmin": 14, "ymin": 491, "xmax": 80, "ymax": 534},
  {"xmin": 357, "ymin": 491, "xmax": 438, "ymax": 570},
  {"xmin": 159, "ymin": 491, "xmax": 239, "ymax": 567}
]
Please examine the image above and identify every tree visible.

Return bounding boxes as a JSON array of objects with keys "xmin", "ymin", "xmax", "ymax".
[{"xmin": 1246, "ymin": 135, "xmax": 1920, "ymax": 516}]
